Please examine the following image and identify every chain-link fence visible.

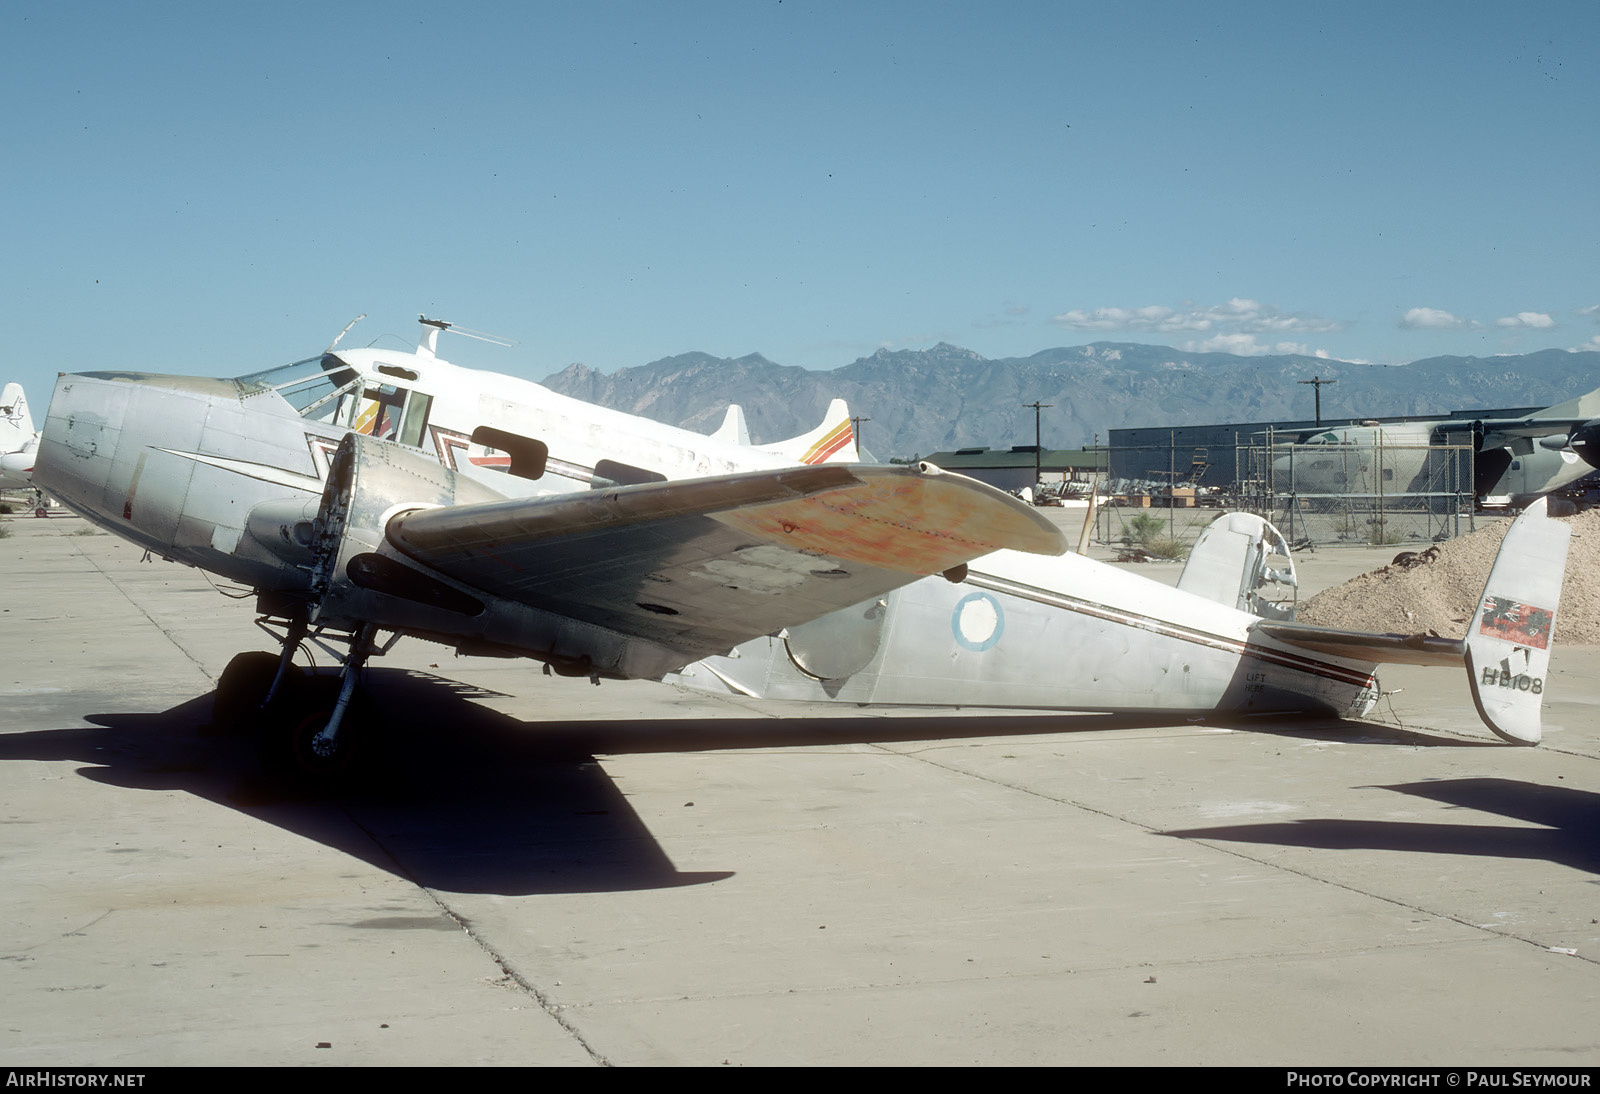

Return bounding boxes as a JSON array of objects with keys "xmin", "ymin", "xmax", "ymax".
[{"xmin": 1092, "ymin": 440, "xmax": 1476, "ymax": 551}]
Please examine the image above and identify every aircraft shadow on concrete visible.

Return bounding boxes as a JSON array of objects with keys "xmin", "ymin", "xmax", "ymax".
[
  {"xmin": 0, "ymin": 667, "xmax": 1468, "ymax": 896},
  {"xmin": 1163, "ymin": 777, "xmax": 1600, "ymax": 875}
]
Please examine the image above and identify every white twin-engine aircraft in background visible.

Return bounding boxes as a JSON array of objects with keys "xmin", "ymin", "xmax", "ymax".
[{"xmin": 32, "ymin": 317, "xmax": 1572, "ymax": 782}]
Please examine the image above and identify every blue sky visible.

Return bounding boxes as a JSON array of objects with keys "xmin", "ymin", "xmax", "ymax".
[{"xmin": 5, "ymin": 1, "xmax": 1597, "ymax": 406}]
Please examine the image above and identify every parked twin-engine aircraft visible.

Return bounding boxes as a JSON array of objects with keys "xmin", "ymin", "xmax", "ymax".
[
  {"xmin": 1275, "ymin": 388, "xmax": 1600, "ymax": 507},
  {"xmin": 32, "ymin": 317, "xmax": 1572, "ymax": 782},
  {"xmin": 32, "ymin": 318, "xmax": 1062, "ymax": 774},
  {"xmin": 0, "ymin": 382, "xmax": 39, "ymax": 492}
]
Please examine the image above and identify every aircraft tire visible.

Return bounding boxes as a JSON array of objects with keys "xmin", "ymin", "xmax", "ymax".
[
  {"xmin": 264, "ymin": 677, "xmax": 372, "ymax": 787},
  {"xmin": 214, "ymin": 652, "xmax": 301, "ymax": 733}
]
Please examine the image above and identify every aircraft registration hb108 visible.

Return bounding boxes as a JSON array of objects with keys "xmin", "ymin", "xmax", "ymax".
[{"xmin": 33, "ymin": 317, "xmax": 1572, "ymax": 780}]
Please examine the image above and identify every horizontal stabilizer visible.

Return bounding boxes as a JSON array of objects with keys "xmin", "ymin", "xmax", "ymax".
[
  {"xmin": 1256, "ymin": 622, "xmax": 1465, "ymax": 667},
  {"xmin": 1262, "ymin": 499, "xmax": 1571, "ymax": 745}
]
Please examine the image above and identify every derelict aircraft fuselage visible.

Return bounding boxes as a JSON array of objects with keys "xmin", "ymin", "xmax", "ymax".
[{"xmin": 32, "ymin": 318, "xmax": 1574, "ymax": 776}]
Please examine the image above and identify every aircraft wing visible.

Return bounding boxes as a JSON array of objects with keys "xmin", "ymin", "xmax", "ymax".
[
  {"xmin": 1434, "ymin": 417, "xmax": 1587, "ymax": 449},
  {"xmin": 383, "ymin": 462, "xmax": 1065, "ymax": 659},
  {"xmin": 1433, "ymin": 385, "xmax": 1600, "ymax": 451}
]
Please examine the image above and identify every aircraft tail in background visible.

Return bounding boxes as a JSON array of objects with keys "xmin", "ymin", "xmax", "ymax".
[{"xmin": 763, "ymin": 398, "xmax": 858, "ymax": 464}]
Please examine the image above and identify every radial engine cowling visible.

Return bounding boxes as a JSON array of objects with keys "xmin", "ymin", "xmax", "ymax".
[{"xmin": 307, "ymin": 432, "xmax": 509, "ymax": 636}]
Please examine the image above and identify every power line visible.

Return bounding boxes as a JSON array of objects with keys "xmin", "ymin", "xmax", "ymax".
[{"xmin": 1297, "ymin": 376, "xmax": 1337, "ymax": 426}]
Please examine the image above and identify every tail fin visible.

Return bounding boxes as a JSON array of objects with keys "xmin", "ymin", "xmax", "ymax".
[
  {"xmin": 710, "ymin": 404, "xmax": 751, "ymax": 446},
  {"xmin": 1177, "ymin": 512, "xmax": 1298, "ymax": 619},
  {"xmin": 0, "ymin": 383, "xmax": 33, "ymax": 448},
  {"xmin": 764, "ymin": 398, "xmax": 858, "ymax": 465},
  {"xmin": 1537, "ymin": 384, "xmax": 1600, "ymax": 421},
  {"xmin": 1465, "ymin": 497, "xmax": 1572, "ymax": 744}
]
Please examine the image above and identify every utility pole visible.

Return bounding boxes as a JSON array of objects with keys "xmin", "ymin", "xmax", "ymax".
[
  {"xmin": 1023, "ymin": 401, "xmax": 1053, "ymax": 485},
  {"xmin": 849, "ymin": 416, "xmax": 871, "ymax": 457},
  {"xmin": 1298, "ymin": 375, "xmax": 1336, "ymax": 426}
]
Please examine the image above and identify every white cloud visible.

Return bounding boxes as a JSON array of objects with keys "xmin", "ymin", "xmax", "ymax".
[
  {"xmin": 1399, "ymin": 307, "xmax": 1474, "ymax": 330},
  {"xmin": 1577, "ymin": 304, "xmax": 1600, "ymax": 319},
  {"xmin": 1052, "ymin": 299, "xmax": 1341, "ymax": 336},
  {"xmin": 1182, "ymin": 333, "xmax": 1314, "ymax": 357},
  {"xmin": 1496, "ymin": 311, "xmax": 1556, "ymax": 329}
]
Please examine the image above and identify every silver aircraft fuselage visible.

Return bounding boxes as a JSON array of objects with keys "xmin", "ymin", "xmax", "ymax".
[
  {"xmin": 670, "ymin": 544, "xmax": 1380, "ymax": 720},
  {"xmin": 35, "ymin": 370, "xmax": 335, "ymax": 591},
  {"xmin": 32, "ymin": 350, "xmax": 1381, "ymax": 726}
]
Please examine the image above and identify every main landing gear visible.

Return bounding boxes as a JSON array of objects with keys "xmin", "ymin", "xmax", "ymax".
[{"xmin": 213, "ymin": 614, "xmax": 392, "ymax": 785}]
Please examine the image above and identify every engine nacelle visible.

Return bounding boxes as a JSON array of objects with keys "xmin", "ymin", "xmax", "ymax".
[
  {"xmin": 307, "ymin": 432, "xmax": 508, "ymax": 635},
  {"xmin": 301, "ymin": 432, "xmax": 690, "ymax": 679},
  {"xmin": 1569, "ymin": 418, "xmax": 1600, "ymax": 471}
]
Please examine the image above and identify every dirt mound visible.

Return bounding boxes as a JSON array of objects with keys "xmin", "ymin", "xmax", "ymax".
[{"xmin": 1298, "ymin": 508, "xmax": 1600, "ymax": 644}]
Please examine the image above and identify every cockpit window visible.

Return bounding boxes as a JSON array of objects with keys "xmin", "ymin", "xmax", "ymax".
[{"xmin": 236, "ymin": 355, "xmax": 362, "ymax": 424}]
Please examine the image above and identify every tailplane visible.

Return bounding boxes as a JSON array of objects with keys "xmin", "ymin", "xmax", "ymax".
[{"xmin": 1255, "ymin": 499, "xmax": 1571, "ymax": 744}]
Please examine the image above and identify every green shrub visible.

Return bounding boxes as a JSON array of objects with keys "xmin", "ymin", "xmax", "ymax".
[
  {"xmin": 1366, "ymin": 521, "xmax": 1407, "ymax": 545},
  {"xmin": 1144, "ymin": 535, "xmax": 1187, "ymax": 560},
  {"xmin": 1123, "ymin": 512, "xmax": 1166, "ymax": 546}
]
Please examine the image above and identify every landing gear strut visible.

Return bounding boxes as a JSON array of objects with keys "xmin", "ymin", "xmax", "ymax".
[
  {"xmin": 288, "ymin": 622, "xmax": 377, "ymax": 779},
  {"xmin": 218, "ymin": 614, "xmax": 395, "ymax": 785}
]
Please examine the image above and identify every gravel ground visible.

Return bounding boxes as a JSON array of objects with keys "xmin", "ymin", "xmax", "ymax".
[{"xmin": 1298, "ymin": 508, "xmax": 1600, "ymax": 643}]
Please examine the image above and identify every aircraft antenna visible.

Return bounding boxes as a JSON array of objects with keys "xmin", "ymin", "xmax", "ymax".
[
  {"xmin": 325, "ymin": 313, "xmax": 367, "ymax": 353},
  {"xmin": 418, "ymin": 315, "xmax": 519, "ymax": 348}
]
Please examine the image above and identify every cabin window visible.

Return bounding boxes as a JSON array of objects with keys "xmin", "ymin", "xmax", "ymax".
[
  {"xmin": 357, "ymin": 384, "xmax": 407, "ymax": 441},
  {"xmin": 295, "ymin": 374, "xmax": 363, "ymax": 426},
  {"xmin": 398, "ymin": 393, "xmax": 432, "ymax": 448},
  {"xmin": 239, "ymin": 354, "xmax": 362, "ymax": 425}
]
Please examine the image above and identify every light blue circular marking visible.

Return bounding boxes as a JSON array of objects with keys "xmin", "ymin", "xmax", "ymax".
[{"xmin": 951, "ymin": 592, "xmax": 1004, "ymax": 652}]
